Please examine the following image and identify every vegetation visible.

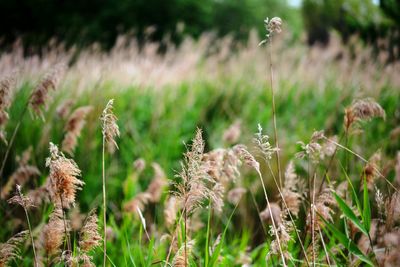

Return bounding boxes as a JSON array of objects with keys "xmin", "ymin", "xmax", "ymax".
[{"xmin": 0, "ymin": 16, "xmax": 400, "ymax": 267}]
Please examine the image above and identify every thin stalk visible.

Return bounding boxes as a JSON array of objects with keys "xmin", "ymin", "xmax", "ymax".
[
  {"xmin": 311, "ymin": 173, "xmax": 316, "ymax": 267},
  {"xmin": 17, "ymin": 189, "xmax": 38, "ymax": 267},
  {"xmin": 265, "ymin": 162, "xmax": 310, "ymax": 267},
  {"xmin": 318, "ymin": 228, "xmax": 332, "ymax": 267},
  {"xmin": 318, "ymin": 134, "xmax": 345, "ymax": 194},
  {"xmin": 102, "ymin": 136, "xmax": 107, "ymax": 267},
  {"xmin": 59, "ymin": 195, "xmax": 71, "ymax": 252},
  {"xmin": 204, "ymin": 201, "xmax": 212, "ymax": 267},
  {"xmin": 165, "ymin": 210, "xmax": 184, "ymax": 265},
  {"xmin": 268, "ymin": 37, "xmax": 283, "ymax": 189},
  {"xmin": 184, "ymin": 194, "xmax": 188, "ymax": 267},
  {"xmin": 256, "ymin": 169, "xmax": 287, "ymax": 267}
]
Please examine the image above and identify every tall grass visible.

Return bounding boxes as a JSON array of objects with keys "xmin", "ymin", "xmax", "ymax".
[{"xmin": 0, "ymin": 19, "xmax": 400, "ymax": 267}]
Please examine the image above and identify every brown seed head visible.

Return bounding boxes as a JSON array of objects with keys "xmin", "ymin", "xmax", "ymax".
[
  {"xmin": 61, "ymin": 106, "xmax": 93, "ymax": 155},
  {"xmin": 46, "ymin": 142, "xmax": 84, "ymax": 208},
  {"xmin": 101, "ymin": 99, "xmax": 120, "ymax": 153}
]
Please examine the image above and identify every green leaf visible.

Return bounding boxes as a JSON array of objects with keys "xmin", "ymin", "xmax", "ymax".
[
  {"xmin": 333, "ymin": 192, "xmax": 368, "ymax": 236},
  {"xmin": 340, "ymin": 163, "xmax": 362, "ymax": 216},
  {"xmin": 319, "ymin": 215, "xmax": 373, "ymax": 266},
  {"xmin": 363, "ymin": 175, "xmax": 371, "ymax": 232}
]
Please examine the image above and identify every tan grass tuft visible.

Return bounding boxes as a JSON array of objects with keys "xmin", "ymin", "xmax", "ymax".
[
  {"xmin": 1, "ymin": 148, "xmax": 40, "ymax": 199},
  {"xmin": 146, "ymin": 163, "xmax": 168, "ymax": 202},
  {"xmin": 363, "ymin": 150, "xmax": 381, "ymax": 190},
  {"xmin": 40, "ymin": 209, "xmax": 65, "ymax": 256},
  {"xmin": 46, "ymin": 142, "xmax": 84, "ymax": 208},
  {"xmin": 222, "ymin": 120, "xmax": 241, "ymax": 144},
  {"xmin": 344, "ymin": 98, "xmax": 385, "ymax": 131},
  {"xmin": 0, "ymin": 231, "xmax": 28, "ymax": 267},
  {"xmin": 227, "ymin": 187, "xmax": 246, "ymax": 205},
  {"xmin": 61, "ymin": 106, "xmax": 93, "ymax": 155},
  {"xmin": 172, "ymin": 240, "xmax": 195, "ymax": 267},
  {"xmin": 29, "ymin": 63, "xmax": 66, "ymax": 117},
  {"xmin": 101, "ymin": 99, "xmax": 120, "ymax": 153},
  {"xmin": 79, "ymin": 210, "xmax": 102, "ymax": 252},
  {"xmin": 0, "ymin": 72, "xmax": 17, "ymax": 144},
  {"xmin": 56, "ymin": 99, "xmax": 74, "ymax": 119},
  {"xmin": 123, "ymin": 192, "xmax": 152, "ymax": 213},
  {"xmin": 164, "ymin": 196, "xmax": 180, "ymax": 228}
]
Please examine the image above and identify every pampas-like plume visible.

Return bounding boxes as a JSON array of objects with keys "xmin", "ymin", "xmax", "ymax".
[
  {"xmin": 41, "ymin": 209, "xmax": 65, "ymax": 256},
  {"xmin": 175, "ymin": 128, "xmax": 214, "ymax": 215},
  {"xmin": 1, "ymin": 148, "xmax": 40, "ymax": 199},
  {"xmin": 362, "ymin": 151, "xmax": 381, "ymax": 190},
  {"xmin": 282, "ymin": 161, "xmax": 302, "ymax": 217},
  {"xmin": 296, "ymin": 130, "xmax": 325, "ymax": 163},
  {"xmin": 61, "ymin": 106, "xmax": 93, "ymax": 155},
  {"xmin": 46, "ymin": 142, "xmax": 84, "ymax": 208},
  {"xmin": 7, "ymin": 185, "xmax": 34, "ymax": 209},
  {"xmin": 222, "ymin": 120, "xmax": 241, "ymax": 144},
  {"xmin": 123, "ymin": 192, "xmax": 152, "ymax": 213},
  {"xmin": 146, "ymin": 163, "xmax": 168, "ymax": 202},
  {"xmin": 79, "ymin": 210, "xmax": 102, "ymax": 252},
  {"xmin": 164, "ymin": 196, "xmax": 180, "ymax": 228},
  {"xmin": 308, "ymin": 188, "xmax": 336, "ymax": 231},
  {"xmin": 0, "ymin": 231, "xmax": 28, "ymax": 267},
  {"xmin": 344, "ymin": 98, "xmax": 386, "ymax": 132},
  {"xmin": 227, "ymin": 187, "xmax": 246, "ymax": 205},
  {"xmin": 133, "ymin": 158, "xmax": 146, "ymax": 173},
  {"xmin": 101, "ymin": 99, "xmax": 120, "ymax": 153},
  {"xmin": 0, "ymin": 72, "xmax": 17, "ymax": 144},
  {"xmin": 29, "ymin": 63, "xmax": 66, "ymax": 117},
  {"xmin": 56, "ymin": 99, "xmax": 74, "ymax": 119},
  {"xmin": 172, "ymin": 240, "xmax": 195, "ymax": 267}
]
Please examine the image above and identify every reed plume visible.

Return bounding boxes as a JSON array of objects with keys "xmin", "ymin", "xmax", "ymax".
[
  {"xmin": 172, "ymin": 240, "xmax": 195, "ymax": 267},
  {"xmin": 123, "ymin": 192, "xmax": 152, "ymax": 213},
  {"xmin": 40, "ymin": 208, "xmax": 65, "ymax": 257},
  {"xmin": 1, "ymin": 148, "xmax": 40, "ymax": 199},
  {"xmin": 222, "ymin": 120, "xmax": 241, "ymax": 144},
  {"xmin": 56, "ymin": 99, "xmax": 74, "ymax": 119},
  {"xmin": 0, "ymin": 72, "xmax": 17, "ymax": 144},
  {"xmin": 146, "ymin": 163, "xmax": 168, "ymax": 202},
  {"xmin": 78, "ymin": 210, "xmax": 101, "ymax": 266},
  {"xmin": 61, "ymin": 106, "xmax": 93, "ymax": 155},
  {"xmin": 344, "ymin": 98, "xmax": 386, "ymax": 132},
  {"xmin": 164, "ymin": 196, "xmax": 180, "ymax": 228},
  {"xmin": 0, "ymin": 231, "xmax": 28, "ymax": 267},
  {"xmin": 29, "ymin": 63, "xmax": 66, "ymax": 118},
  {"xmin": 46, "ymin": 142, "xmax": 84, "ymax": 208}
]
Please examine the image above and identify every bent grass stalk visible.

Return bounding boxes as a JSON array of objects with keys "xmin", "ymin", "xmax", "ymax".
[
  {"xmin": 255, "ymin": 169, "xmax": 287, "ymax": 266},
  {"xmin": 265, "ymin": 161, "xmax": 310, "ymax": 266}
]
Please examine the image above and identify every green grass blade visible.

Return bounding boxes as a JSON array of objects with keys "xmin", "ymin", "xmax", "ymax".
[
  {"xmin": 333, "ymin": 191, "xmax": 368, "ymax": 236},
  {"xmin": 320, "ymin": 215, "xmax": 373, "ymax": 266},
  {"xmin": 363, "ymin": 175, "xmax": 371, "ymax": 232}
]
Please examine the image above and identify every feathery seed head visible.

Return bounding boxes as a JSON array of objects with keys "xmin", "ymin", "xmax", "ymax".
[
  {"xmin": 79, "ymin": 210, "xmax": 102, "ymax": 252},
  {"xmin": 101, "ymin": 99, "xmax": 120, "ymax": 153},
  {"xmin": 29, "ymin": 63, "xmax": 66, "ymax": 118},
  {"xmin": 46, "ymin": 142, "xmax": 84, "ymax": 208},
  {"xmin": 0, "ymin": 231, "xmax": 28, "ymax": 267},
  {"xmin": 62, "ymin": 106, "xmax": 93, "ymax": 155}
]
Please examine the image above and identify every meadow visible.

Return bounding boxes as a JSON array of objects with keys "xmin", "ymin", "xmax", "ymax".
[{"xmin": 0, "ymin": 21, "xmax": 400, "ymax": 266}]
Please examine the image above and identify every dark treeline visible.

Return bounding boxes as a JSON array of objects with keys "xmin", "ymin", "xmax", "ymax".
[
  {"xmin": 0, "ymin": 0, "xmax": 292, "ymax": 50},
  {"xmin": 0, "ymin": 0, "xmax": 399, "ymax": 59}
]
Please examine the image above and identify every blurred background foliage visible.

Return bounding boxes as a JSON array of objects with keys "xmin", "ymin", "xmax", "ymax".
[{"xmin": 0, "ymin": 0, "xmax": 399, "ymax": 58}]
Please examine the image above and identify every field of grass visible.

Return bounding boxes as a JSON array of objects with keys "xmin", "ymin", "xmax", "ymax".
[{"xmin": 0, "ymin": 28, "xmax": 400, "ymax": 266}]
